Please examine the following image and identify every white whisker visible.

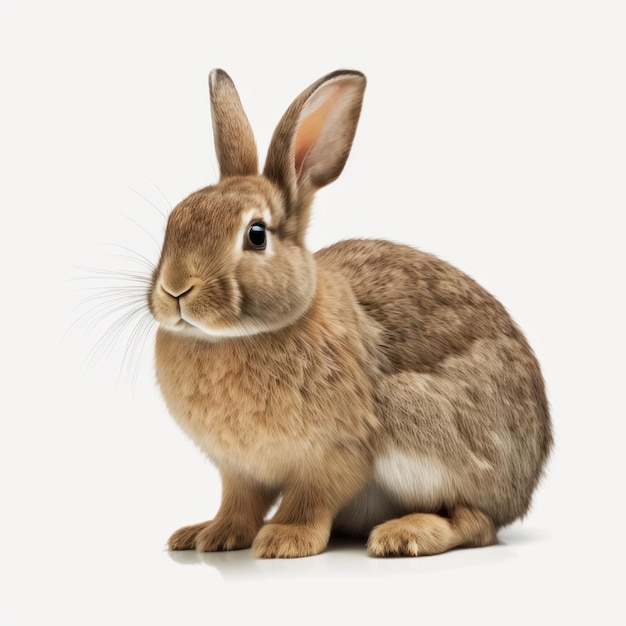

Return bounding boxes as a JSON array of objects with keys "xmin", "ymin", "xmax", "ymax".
[
  {"xmin": 115, "ymin": 211, "xmax": 163, "ymax": 255},
  {"xmin": 142, "ymin": 177, "xmax": 173, "ymax": 215},
  {"xmin": 129, "ymin": 184, "xmax": 170, "ymax": 221},
  {"xmin": 83, "ymin": 303, "xmax": 152, "ymax": 374},
  {"xmin": 70, "ymin": 266, "xmax": 155, "ymax": 390},
  {"xmin": 68, "ymin": 184, "xmax": 168, "ymax": 392},
  {"xmin": 122, "ymin": 311, "xmax": 157, "ymax": 391},
  {"xmin": 106, "ymin": 245, "xmax": 158, "ymax": 273},
  {"xmin": 70, "ymin": 266, "xmax": 153, "ymax": 283}
]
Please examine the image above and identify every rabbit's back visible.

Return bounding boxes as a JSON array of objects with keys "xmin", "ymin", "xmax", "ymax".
[{"xmin": 316, "ymin": 238, "xmax": 520, "ymax": 373}]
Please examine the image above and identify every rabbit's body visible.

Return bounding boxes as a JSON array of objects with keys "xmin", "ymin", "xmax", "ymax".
[
  {"xmin": 150, "ymin": 70, "xmax": 551, "ymax": 558},
  {"xmin": 320, "ymin": 239, "xmax": 551, "ymax": 534}
]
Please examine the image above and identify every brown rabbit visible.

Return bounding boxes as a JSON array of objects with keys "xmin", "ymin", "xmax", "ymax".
[{"xmin": 149, "ymin": 69, "xmax": 552, "ymax": 558}]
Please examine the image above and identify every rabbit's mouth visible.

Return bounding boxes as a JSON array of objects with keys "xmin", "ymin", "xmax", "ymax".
[
  {"xmin": 173, "ymin": 318, "xmax": 191, "ymax": 331},
  {"xmin": 153, "ymin": 315, "xmax": 200, "ymax": 336},
  {"xmin": 155, "ymin": 310, "xmax": 264, "ymax": 340},
  {"xmin": 182, "ymin": 316, "xmax": 278, "ymax": 339}
]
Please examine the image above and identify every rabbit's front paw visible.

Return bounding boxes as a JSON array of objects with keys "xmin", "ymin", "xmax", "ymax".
[
  {"xmin": 168, "ymin": 519, "xmax": 257, "ymax": 552},
  {"xmin": 168, "ymin": 521, "xmax": 211, "ymax": 551},
  {"xmin": 252, "ymin": 523, "xmax": 328, "ymax": 559}
]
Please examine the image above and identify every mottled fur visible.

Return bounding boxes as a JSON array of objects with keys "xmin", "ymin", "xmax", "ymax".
[{"xmin": 149, "ymin": 69, "xmax": 552, "ymax": 558}]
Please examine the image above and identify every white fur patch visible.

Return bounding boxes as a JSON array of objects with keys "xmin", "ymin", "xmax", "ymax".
[
  {"xmin": 334, "ymin": 450, "xmax": 452, "ymax": 536},
  {"xmin": 373, "ymin": 450, "xmax": 450, "ymax": 508},
  {"xmin": 190, "ymin": 319, "xmax": 272, "ymax": 339}
]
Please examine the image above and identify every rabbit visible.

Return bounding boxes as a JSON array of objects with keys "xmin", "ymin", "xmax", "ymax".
[{"xmin": 148, "ymin": 68, "xmax": 552, "ymax": 559}]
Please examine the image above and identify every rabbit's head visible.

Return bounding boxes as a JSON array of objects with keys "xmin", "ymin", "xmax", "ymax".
[{"xmin": 149, "ymin": 69, "xmax": 366, "ymax": 338}]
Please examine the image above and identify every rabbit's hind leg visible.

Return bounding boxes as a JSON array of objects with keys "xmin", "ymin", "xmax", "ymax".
[{"xmin": 366, "ymin": 505, "xmax": 496, "ymax": 557}]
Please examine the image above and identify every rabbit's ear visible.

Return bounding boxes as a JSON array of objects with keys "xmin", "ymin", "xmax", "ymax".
[
  {"xmin": 264, "ymin": 70, "xmax": 366, "ymax": 241},
  {"xmin": 209, "ymin": 69, "xmax": 259, "ymax": 178}
]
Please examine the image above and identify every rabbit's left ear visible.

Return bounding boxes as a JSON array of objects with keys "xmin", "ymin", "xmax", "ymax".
[
  {"xmin": 209, "ymin": 69, "xmax": 259, "ymax": 179},
  {"xmin": 264, "ymin": 70, "xmax": 366, "ymax": 240}
]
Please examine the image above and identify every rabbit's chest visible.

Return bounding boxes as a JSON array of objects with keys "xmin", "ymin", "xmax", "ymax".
[
  {"xmin": 160, "ymin": 363, "xmax": 296, "ymax": 466},
  {"xmin": 155, "ymin": 320, "xmax": 378, "ymax": 484},
  {"xmin": 154, "ymin": 331, "xmax": 336, "ymax": 481}
]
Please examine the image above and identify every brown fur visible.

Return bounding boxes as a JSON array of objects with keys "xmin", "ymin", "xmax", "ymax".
[{"xmin": 148, "ymin": 69, "xmax": 552, "ymax": 558}]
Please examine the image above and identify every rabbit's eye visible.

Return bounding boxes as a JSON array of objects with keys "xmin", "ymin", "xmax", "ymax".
[{"xmin": 245, "ymin": 222, "xmax": 267, "ymax": 250}]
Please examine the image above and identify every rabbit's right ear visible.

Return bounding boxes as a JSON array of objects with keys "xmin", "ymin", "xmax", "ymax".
[
  {"xmin": 264, "ymin": 70, "xmax": 366, "ymax": 242},
  {"xmin": 209, "ymin": 69, "xmax": 259, "ymax": 179}
]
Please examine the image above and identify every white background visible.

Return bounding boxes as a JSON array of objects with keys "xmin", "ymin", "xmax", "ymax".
[{"xmin": 1, "ymin": 1, "xmax": 625, "ymax": 624}]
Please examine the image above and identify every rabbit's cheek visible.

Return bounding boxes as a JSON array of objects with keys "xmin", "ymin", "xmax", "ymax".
[
  {"xmin": 237, "ymin": 259, "xmax": 316, "ymax": 331},
  {"xmin": 183, "ymin": 278, "xmax": 241, "ymax": 321}
]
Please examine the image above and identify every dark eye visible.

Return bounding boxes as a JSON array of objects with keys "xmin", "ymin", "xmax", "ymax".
[{"xmin": 246, "ymin": 222, "xmax": 267, "ymax": 250}]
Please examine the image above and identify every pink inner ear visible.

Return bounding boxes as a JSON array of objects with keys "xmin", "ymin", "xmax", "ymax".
[{"xmin": 294, "ymin": 86, "xmax": 342, "ymax": 174}]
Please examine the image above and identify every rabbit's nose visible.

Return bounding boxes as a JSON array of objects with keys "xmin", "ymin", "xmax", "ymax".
[{"xmin": 160, "ymin": 282, "xmax": 194, "ymax": 300}]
